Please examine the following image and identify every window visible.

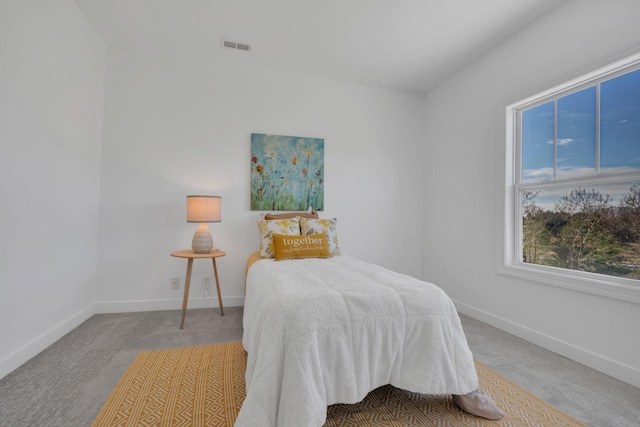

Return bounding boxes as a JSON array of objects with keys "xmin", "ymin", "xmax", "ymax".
[{"xmin": 504, "ymin": 52, "xmax": 640, "ymax": 303}]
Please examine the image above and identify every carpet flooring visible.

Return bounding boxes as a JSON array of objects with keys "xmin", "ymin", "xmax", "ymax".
[{"xmin": 0, "ymin": 308, "xmax": 639, "ymax": 426}]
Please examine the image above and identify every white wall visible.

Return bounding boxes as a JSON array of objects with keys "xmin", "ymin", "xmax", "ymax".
[
  {"xmin": 422, "ymin": 0, "xmax": 640, "ymax": 387},
  {"xmin": 6, "ymin": 0, "xmax": 636, "ymax": 392},
  {"xmin": 96, "ymin": 47, "xmax": 425, "ymax": 313},
  {"xmin": 0, "ymin": 0, "xmax": 105, "ymax": 378}
]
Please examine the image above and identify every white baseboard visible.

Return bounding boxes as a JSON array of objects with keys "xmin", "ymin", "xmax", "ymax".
[
  {"xmin": 454, "ymin": 300, "xmax": 640, "ymax": 389},
  {"xmin": 94, "ymin": 296, "xmax": 245, "ymax": 313},
  {"xmin": 5, "ymin": 296, "xmax": 637, "ymax": 391},
  {"xmin": 0, "ymin": 296, "xmax": 245, "ymax": 381},
  {"xmin": 0, "ymin": 304, "xmax": 97, "ymax": 380}
]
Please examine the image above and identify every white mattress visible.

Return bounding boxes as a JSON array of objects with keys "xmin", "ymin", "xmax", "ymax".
[{"xmin": 236, "ymin": 256, "xmax": 478, "ymax": 427}]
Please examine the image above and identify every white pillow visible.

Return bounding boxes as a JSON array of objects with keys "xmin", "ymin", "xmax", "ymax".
[
  {"xmin": 257, "ymin": 217, "xmax": 301, "ymax": 258},
  {"xmin": 300, "ymin": 217, "xmax": 341, "ymax": 256}
]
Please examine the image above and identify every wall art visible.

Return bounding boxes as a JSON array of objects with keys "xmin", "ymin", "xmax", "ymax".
[{"xmin": 251, "ymin": 133, "xmax": 324, "ymax": 211}]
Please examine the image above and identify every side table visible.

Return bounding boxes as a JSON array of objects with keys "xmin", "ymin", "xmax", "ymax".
[{"xmin": 170, "ymin": 249, "xmax": 226, "ymax": 329}]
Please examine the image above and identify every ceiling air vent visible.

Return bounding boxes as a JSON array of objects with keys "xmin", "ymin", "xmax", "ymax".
[{"xmin": 221, "ymin": 38, "xmax": 251, "ymax": 52}]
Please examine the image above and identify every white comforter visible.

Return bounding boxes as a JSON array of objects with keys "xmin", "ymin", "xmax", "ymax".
[{"xmin": 236, "ymin": 256, "xmax": 478, "ymax": 427}]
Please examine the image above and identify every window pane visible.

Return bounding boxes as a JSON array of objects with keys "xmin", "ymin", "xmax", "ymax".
[
  {"xmin": 557, "ymin": 87, "xmax": 596, "ymax": 179},
  {"xmin": 522, "ymin": 101, "xmax": 554, "ymax": 183},
  {"xmin": 521, "ymin": 182, "xmax": 640, "ymax": 279},
  {"xmin": 601, "ymin": 68, "xmax": 640, "ymax": 173}
]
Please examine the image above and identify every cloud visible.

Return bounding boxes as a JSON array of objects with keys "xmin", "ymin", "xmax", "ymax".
[
  {"xmin": 524, "ymin": 166, "xmax": 640, "ymax": 185},
  {"xmin": 547, "ymin": 138, "xmax": 574, "ymax": 145},
  {"xmin": 556, "ymin": 166, "xmax": 597, "ymax": 179},
  {"xmin": 600, "ymin": 166, "xmax": 640, "ymax": 174},
  {"xmin": 523, "ymin": 167, "xmax": 553, "ymax": 182},
  {"xmin": 522, "ymin": 181, "xmax": 640, "ymax": 211}
]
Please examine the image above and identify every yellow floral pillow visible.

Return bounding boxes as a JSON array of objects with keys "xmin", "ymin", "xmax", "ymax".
[
  {"xmin": 257, "ymin": 217, "xmax": 301, "ymax": 258},
  {"xmin": 299, "ymin": 217, "xmax": 341, "ymax": 256},
  {"xmin": 272, "ymin": 233, "xmax": 331, "ymax": 261}
]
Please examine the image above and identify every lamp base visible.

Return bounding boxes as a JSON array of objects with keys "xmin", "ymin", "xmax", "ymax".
[{"xmin": 192, "ymin": 223, "xmax": 213, "ymax": 254}]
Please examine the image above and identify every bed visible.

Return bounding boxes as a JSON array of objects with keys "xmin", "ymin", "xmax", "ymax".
[{"xmin": 235, "ymin": 214, "xmax": 501, "ymax": 426}]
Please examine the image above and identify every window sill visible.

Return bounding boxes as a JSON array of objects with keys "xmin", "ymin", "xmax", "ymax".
[{"xmin": 498, "ymin": 263, "xmax": 640, "ymax": 304}]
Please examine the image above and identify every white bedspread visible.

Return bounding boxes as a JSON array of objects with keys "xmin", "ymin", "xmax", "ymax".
[{"xmin": 236, "ymin": 256, "xmax": 478, "ymax": 427}]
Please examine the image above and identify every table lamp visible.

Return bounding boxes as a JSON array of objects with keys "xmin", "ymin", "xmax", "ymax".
[{"xmin": 186, "ymin": 195, "xmax": 221, "ymax": 253}]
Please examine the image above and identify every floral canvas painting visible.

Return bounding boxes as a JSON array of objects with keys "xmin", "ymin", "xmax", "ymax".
[{"xmin": 251, "ymin": 133, "xmax": 324, "ymax": 211}]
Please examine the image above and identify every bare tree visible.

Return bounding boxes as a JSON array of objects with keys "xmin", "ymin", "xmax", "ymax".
[
  {"xmin": 620, "ymin": 184, "xmax": 640, "ymax": 242},
  {"xmin": 554, "ymin": 188, "xmax": 614, "ymax": 271},
  {"xmin": 522, "ymin": 191, "xmax": 547, "ymax": 264}
]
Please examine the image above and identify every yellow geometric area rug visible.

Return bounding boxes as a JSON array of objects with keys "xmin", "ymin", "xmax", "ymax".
[{"xmin": 91, "ymin": 341, "xmax": 587, "ymax": 427}]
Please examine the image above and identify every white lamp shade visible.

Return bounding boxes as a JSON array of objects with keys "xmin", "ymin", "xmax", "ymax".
[
  {"xmin": 187, "ymin": 195, "xmax": 221, "ymax": 223},
  {"xmin": 187, "ymin": 195, "xmax": 221, "ymax": 253}
]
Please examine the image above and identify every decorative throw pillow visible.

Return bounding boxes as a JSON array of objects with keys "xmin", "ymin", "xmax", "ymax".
[
  {"xmin": 264, "ymin": 210, "xmax": 319, "ymax": 220},
  {"xmin": 272, "ymin": 233, "xmax": 331, "ymax": 261},
  {"xmin": 257, "ymin": 217, "xmax": 301, "ymax": 258},
  {"xmin": 299, "ymin": 217, "xmax": 341, "ymax": 256}
]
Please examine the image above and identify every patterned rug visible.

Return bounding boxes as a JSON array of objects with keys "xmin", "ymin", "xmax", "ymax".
[{"xmin": 91, "ymin": 341, "xmax": 587, "ymax": 427}]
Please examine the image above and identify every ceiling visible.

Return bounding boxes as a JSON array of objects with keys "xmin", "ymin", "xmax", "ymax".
[{"xmin": 73, "ymin": 0, "xmax": 565, "ymax": 93}]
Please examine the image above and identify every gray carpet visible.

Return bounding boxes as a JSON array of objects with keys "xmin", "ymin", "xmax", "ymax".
[
  {"xmin": 461, "ymin": 316, "xmax": 640, "ymax": 427},
  {"xmin": 0, "ymin": 308, "xmax": 638, "ymax": 427}
]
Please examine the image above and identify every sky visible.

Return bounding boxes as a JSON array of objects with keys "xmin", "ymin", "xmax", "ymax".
[{"xmin": 521, "ymin": 67, "xmax": 640, "ymax": 210}]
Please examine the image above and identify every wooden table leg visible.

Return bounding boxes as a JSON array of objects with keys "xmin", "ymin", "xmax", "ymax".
[
  {"xmin": 212, "ymin": 258, "xmax": 224, "ymax": 316},
  {"xmin": 180, "ymin": 258, "xmax": 194, "ymax": 329}
]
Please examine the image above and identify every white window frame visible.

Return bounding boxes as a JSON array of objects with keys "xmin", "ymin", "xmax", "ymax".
[{"xmin": 502, "ymin": 52, "xmax": 640, "ymax": 304}]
